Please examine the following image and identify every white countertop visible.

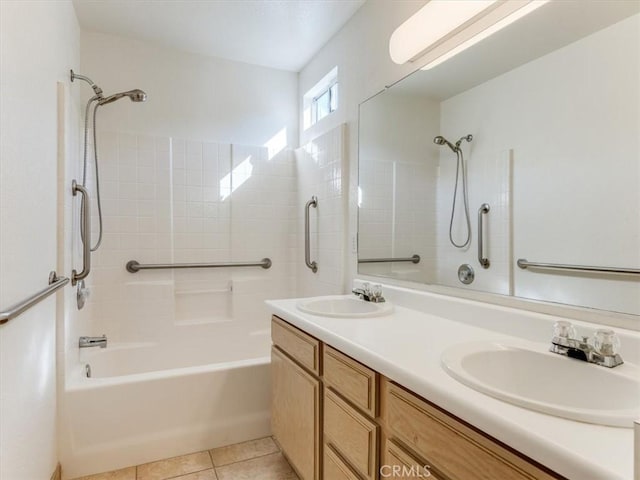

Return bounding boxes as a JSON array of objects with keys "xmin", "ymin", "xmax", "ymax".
[{"xmin": 266, "ymin": 292, "xmax": 638, "ymax": 480}]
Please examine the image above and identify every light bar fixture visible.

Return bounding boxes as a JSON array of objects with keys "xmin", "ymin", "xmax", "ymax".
[{"xmin": 389, "ymin": 0, "xmax": 549, "ymax": 69}]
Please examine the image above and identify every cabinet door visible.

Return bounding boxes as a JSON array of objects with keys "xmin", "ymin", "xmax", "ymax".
[{"xmin": 271, "ymin": 346, "xmax": 321, "ymax": 480}]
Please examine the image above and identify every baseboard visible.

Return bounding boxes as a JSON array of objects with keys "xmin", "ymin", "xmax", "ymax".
[{"xmin": 50, "ymin": 463, "xmax": 62, "ymax": 480}]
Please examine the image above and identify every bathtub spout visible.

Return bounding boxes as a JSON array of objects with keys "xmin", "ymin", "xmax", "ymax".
[{"xmin": 79, "ymin": 335, "xmax": 107, "ymax": 349}]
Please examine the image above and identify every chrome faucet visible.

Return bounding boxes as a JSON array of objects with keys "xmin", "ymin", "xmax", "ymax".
[
  {"xmin": 79, "ymin": 335, "xmax": 107, "ymax": 349},
  {"xmin": 550, "ymin": 321, "xmax": 622, "ymax": 368},
  {"xmin": 352, "ymin": 283, "xmax": 385, "ymax": 303}
]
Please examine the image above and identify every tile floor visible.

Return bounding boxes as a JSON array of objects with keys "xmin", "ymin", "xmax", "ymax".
[{"xmin": 72, "ymin": 437, "xmax": 299, "ymax": 480}]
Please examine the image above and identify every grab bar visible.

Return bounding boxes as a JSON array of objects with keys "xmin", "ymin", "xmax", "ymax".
[
  {"xmin": 126, "ymin": 258, "xmax": 272, "ymax": 273},
  {"xmin": 72, "ymin": 180, "xmax": 91, "ymax": 285},
  {"xmin": 305, "ymin": 196, "xmax": 318, "ymax": 273},
  {"xmin": 478, "ymin": 203, "xmax": 490, "ymax": 269},
  {"xmin": 0, "ymin": 271, "xmax": 69, "ymax": 325},
  {"xmin": 359, "ymin": 255, "xmax": 420, "ymax": 264},
  {"xmin": 517, "ymin": 259, "xmax": 640, "ymax": 276}
]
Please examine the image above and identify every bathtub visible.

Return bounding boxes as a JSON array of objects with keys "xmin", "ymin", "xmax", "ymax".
[{"xmin": 59, "ymin": 323, "xmax": 272, "ymax": 479}]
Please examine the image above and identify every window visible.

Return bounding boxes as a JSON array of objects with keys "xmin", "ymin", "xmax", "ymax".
[
  {"xmin": 303, "ymin": 67, "xmax": 338, "ymax": 130},
  {"xmin": 312, "ymin": 81, "xmax": 338, "ymax": 124}
]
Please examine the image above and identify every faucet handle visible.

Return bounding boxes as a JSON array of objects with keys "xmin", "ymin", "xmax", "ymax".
[
  {"xmin": 593, "ymin": 329, "xmax": 620, "ymax": 356},
  {"xmin": 553, "ymin": 320, "xmax": 576, "ymax": 339}
]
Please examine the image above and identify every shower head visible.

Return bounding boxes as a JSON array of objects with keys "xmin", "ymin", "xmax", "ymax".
[
  {"xmin": 98, "ymin": 89, "xmax": 147, "ymax": 106},
  {"xmin": 455, "ymin": 134, "xmax": 473, "ymax": 148},
  {"xmin": 433, "ymin": 135, "xmax": 458, "ymax": 153}
]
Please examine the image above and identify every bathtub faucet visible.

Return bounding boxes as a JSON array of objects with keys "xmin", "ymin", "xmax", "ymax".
[{"xmin": 79, "ymin": 335, "xmax": 107, "ymax": 349}]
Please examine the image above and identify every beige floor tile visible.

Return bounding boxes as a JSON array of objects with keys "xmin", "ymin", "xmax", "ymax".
[
  {"xmin": 136, "ymin": 451, "xmax": 212, "ymax": 480},
  {"xmin": 210, "ymin": 437, "xmax": 279, "ymax": 467},
  {"xmin": 215, "ymin": 452, "xmax": 298, "ymax": 480},
  {"xmin": 72, "ymin": 466, "xmax": 136, "ymax": 480},
  {"xmin": 173, "ymin": 469, "xmax": 217, "ymax": 480}
]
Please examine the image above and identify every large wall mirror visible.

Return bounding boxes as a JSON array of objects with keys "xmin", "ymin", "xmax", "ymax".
[{"xmin": 358, "ymin": 1, "xmax": 640, "ymax": 317}]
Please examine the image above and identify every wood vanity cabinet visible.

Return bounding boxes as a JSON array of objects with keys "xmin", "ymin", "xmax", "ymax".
[{"xmin": 271, "ymin": 316, "xmax": 564, "ymax": 480}]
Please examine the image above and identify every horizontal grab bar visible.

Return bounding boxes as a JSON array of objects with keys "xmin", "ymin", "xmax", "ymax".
[
  {"xmin": 126, "ymin": 258, "xmax": 272, "ymax": 273},
  {"xmin": 359, "ymin": 255, "xmax": 420, "ymax": 264},
  {"xmin": 517, "ymin": 259, "xmax": 640, "ymax": 276},
  {"xmin": 0, "ymin": 271, "xmax": 69, "ymax": 325}
]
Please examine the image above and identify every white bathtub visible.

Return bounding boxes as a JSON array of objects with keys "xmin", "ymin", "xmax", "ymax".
[{"xmin": 59, "ymin": 323, "xmax": 272, "ymax": 479}]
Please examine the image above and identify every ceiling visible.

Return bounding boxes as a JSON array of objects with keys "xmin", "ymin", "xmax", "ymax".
[{"xmin": 72, "ymin": 0, "xmax": 366, "ymax": 72}]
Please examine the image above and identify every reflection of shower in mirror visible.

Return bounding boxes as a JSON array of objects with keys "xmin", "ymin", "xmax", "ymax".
[{"xmin": 434, "ymin": 134, "xmax": 473, "ymax": 248}]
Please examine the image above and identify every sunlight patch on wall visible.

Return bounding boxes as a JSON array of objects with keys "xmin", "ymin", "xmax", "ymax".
[
  {"xmin": 265, "ymin": 127, "xmax": 287, "ymax": 160},
  {"xmin": 220, "ymin": 155, "xmax": 253, "ymax": 200}
]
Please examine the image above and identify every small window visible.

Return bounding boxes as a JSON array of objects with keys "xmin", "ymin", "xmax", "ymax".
[
  {"xmin": 312, "ymin": 82, "xmax": 338, "ymax": 124},
  {"xmin": 303, "ymin": 67, "xmax": 338, "ymax": 130}
]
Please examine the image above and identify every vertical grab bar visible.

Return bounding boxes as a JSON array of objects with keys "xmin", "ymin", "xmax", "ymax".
[
  {"xmin": 72, "ymin": 180, "xmax": 91, "ymax": 285},
  {"xmin": 478, "ymin": 203, "xmax": 490, "ymax": 269},
  {"xmin": 305, "ymin": 196, "xmax": 318, "ymax": 273}
]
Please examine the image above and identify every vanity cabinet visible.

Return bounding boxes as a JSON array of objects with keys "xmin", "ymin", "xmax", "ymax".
[{"xmin": 271, "ymin": 316, "xmax": 564, "ymax": 480}]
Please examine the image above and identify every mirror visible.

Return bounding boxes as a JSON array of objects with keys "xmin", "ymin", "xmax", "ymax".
[{"xmin": 358, "ymin": 1, "xmax": 640, "ymax": 317}]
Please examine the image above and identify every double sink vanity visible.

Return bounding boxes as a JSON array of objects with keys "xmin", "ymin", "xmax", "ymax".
[{"xmin": 267, "ymin": 285, "xmax": 640, "ymax": 480}]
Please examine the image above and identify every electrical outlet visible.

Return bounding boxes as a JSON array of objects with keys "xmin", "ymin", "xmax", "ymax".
[{"xmin": 351, "ymin": 234, "xmax": 358, "ymax": 254}]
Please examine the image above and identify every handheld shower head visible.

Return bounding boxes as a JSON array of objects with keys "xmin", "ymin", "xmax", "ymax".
[
  {"xmin": 98, "ymin": 89, "xmax": 147, "ymax": 106},
  {"xmin": 433, "ymin": 135, "xmax": 458, "ymax": 153}
]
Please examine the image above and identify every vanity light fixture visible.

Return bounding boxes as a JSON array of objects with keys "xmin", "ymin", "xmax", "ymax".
[{"xmin": 389, "ymin": 0, "xmax": 549, "ymax": 70}]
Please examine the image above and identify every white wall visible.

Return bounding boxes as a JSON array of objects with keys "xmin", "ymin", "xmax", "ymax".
[
  {"xmin": 81, "ymin": 31, "xmax": 298, "ymax": 149},
  {"xmin": 298, "ymin": 0, "xmax": 427, "ymax": 289},
  {"xmin": 0, "ymin": 1, "xmax": 80, "ymax": 478}
]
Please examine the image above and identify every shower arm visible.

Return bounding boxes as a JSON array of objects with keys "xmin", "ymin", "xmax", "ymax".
[{"xmin": 70, "ymin": 70, "xmax": 103, "ymax": 97}]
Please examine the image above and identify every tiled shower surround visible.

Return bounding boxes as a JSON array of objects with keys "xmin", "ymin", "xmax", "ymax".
[
  {"xmin": 295, "ymin": 124, "xmax": 347, "ymax": 296},
  {"xmin": 83, "ymin": 132, "xmax": 299, "ymax": 343}
]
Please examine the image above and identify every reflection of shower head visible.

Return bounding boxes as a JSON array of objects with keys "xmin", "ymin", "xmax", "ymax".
[
  {"xmin": 98, "ymin": 89, "xmax": 147, "ymax": 106},
  {"xmin": 455, "ymin": 134, "xmax": 473, "ymax": 149},
  {"xmin": 433, "ymin": 135, "xmax": 458, "ymax": 153},
  {"xmin": 434, "ymin": 134, "xmax": 473, "ymax": 153}
]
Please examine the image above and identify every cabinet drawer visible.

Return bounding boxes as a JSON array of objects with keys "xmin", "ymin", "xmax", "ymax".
[
  {"xmin": 324, "ymin": 444, "xmax": 361, "ymax": 480},
  {"xmin": 384, "ymin": 380, "xmax": 560, "ymax": 480},
  {"xmin": 323, "ymin": 345, "xmax": 378, "ymax": 417},
  {"xmin": 272, "ymin": 316, "xmax": 321, "ymax": 374},
  {"xmin": 324, "ymin": 388, "xmax": 378, "ymax": 480},
  {"xmin": 382, "ymin": 439, "xmax": 444, "ymax": 480}
]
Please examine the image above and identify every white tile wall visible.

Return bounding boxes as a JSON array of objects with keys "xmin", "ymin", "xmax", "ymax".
[
  {"xmin": 82, "ymin": 132, "xmax": 297, "ymax": 343},
  {"xmin": 295, "ymin": 124, "xmax": 347, "ymax": 296},
  {"xmin": 358, "ymin": 158, "xmax": 438, "ymax": 283},
  {"xmin": 435, "ymin": 148, "xmax": 512, "ymax": 294},
  {"xmin": 356, "ymin": 91, "xmax": 440, "ymax": 284}
]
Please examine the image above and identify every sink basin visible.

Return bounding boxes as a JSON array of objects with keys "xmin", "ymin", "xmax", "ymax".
[
  {"xmin": 441, "ymin": 341, "xmax": 640, "ymax": 427},
  {"xmin": 296, "ymin": 296, "xmax": 394, "ymax": 318}
]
